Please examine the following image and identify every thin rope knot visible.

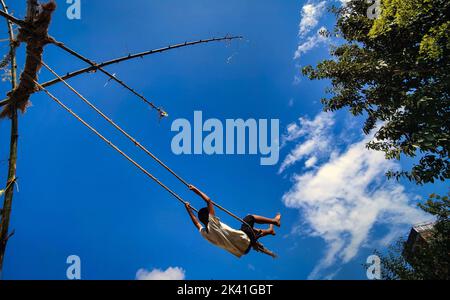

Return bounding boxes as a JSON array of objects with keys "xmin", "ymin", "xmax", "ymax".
[
  {"xmin": 1, "ymin": 177, "xmax": 18, "ymax": 196},
  {"xmin": 6, "ymin": 177, "xmax": 17, "ymax": 185},
  {"xmin": 11, "ymin": 39, "xmax": 20, "ymax": 49},
  {"xmin": 158, "ymin": 108, "xmax": 169, "ymax": 120},
  {"xmin": 1, "ymin": 2, "xmax": 56, "ymax": 119}
]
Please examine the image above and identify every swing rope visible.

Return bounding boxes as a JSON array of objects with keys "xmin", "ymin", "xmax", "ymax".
[
  {"xmin": 38, "ymin": 58, "xmax": 189, "ymax": 186},
  {"xmin": 34, "ymin": 58, "xmax": 250, "ymax": 227},
  {"xmin": 26, "ymin": 67, "xmax": 276, "ymax": 258},
  {"xmin": 25, "ymin": 73, "xmax": 197, "ymax": 213}
]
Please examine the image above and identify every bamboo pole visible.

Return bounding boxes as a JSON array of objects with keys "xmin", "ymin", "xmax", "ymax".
[
  {"xmin": 0, "ymin": 0, "xmax": 23, "ymax": 277},
  {"xmin": 48, "ymin": 39, "xmax": 168, "ymax": 116},
  {"xmin": 0, "ymin": 8, "xmax": 26, "ymax": 27},
  {"xmin": 0, "ymin": 35, "xmax": 242, "ymax": 110},
  {"xmin": 43, "ymin": 36, "xmax": 240, "ymax": 115},
  {"xmin": 43, "ymin": 36, "xmax": 242, "ymax": 89}
]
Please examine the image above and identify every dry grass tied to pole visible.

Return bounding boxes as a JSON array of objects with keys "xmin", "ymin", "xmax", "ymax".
[{"xmin": 0, "ymin": 1, "xmax": 56, "ymax": 118}]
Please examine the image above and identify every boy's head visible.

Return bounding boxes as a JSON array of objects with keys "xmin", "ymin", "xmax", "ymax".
[{"xmin": 198, "ymin": 207, "xmax": 210, "ymax": 229}]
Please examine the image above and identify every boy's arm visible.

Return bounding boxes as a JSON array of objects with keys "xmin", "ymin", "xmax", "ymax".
[
  {"xmin": 189, "ymin": 185, "xmax": 215, "ymax": 216},
  {"xmin": 185, "ymin": 202, "xmax": 202, "ymax": 230}
]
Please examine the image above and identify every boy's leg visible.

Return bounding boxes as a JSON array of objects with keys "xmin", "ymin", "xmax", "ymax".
[
  {"xmin": 256, "ymin": 225, "xmax": 275, "ymax": 239},
  {"xmin": 252, "ymin": 213, "xmax": 281, "ymax": 227}
]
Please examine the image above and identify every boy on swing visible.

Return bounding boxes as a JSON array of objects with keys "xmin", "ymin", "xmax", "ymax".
[{"xmin": 185, "ymin": 185, "xmax": 281, "ymax": 258}]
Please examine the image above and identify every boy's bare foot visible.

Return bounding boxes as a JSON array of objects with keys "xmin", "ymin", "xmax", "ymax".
[
  {"xmin": 268, "ymin": 224, "xmax": 276, "ymax": 236},
  {"xmin": 274, "ymin": 213, "xmax": 281, "ymax": 227}
]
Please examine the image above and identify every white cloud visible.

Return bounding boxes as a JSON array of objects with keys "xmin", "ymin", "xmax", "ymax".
[
  {"xmin": 299, "ymin": 1, "xmax": 327, "ymax": 37},
  {"xmin": 280, "ymin": 113, "xmax": 427, "ymax": 279},
  {"xmin": 293, "ymin": 1, "xmax": 329, "ymax": 59},
  {"xmin": 136, "ymin": 266, "xmax": 186, "ymax": 280},
  {"xmin": 304, "ymin": 156, "xmax": 318, "ymax": 168},
  {"xmin": 294, "ymin": 27, "xmax": 329, "ymax": 59},
  {"xmin": 279, "ymin": 112, "xmax": 334, "ymax": 173}
]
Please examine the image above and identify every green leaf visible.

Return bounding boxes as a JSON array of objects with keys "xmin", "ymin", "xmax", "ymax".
[{"xmin": 303, "ymin": 0, "xmax": 450, "ymax": 184}]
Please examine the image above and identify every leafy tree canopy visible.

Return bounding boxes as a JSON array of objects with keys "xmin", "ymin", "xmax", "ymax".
[{"xmin": 303, "ymin": 0, "xmax": 450, "ymax": 184}]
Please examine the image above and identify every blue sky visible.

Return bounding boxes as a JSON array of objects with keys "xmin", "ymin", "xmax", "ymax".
[{"xmin": 0, "ymin": 0, "xmax": 447, "ymax": 280}]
